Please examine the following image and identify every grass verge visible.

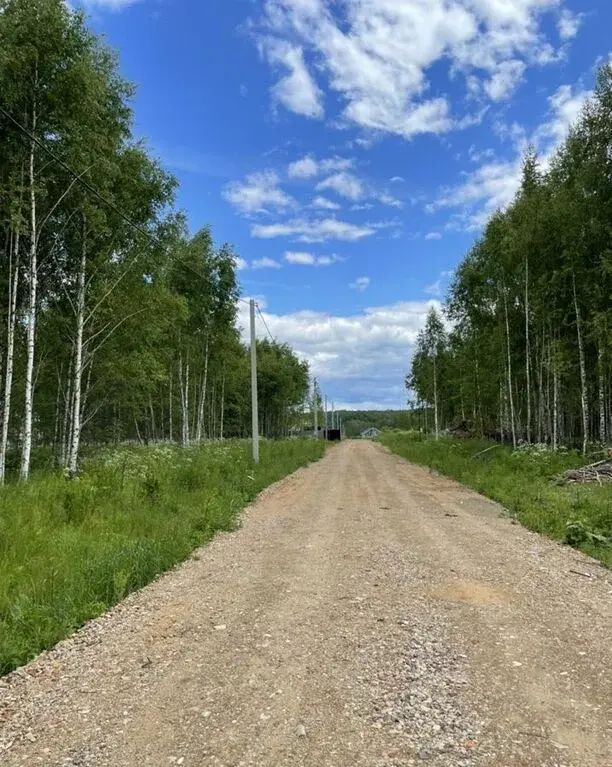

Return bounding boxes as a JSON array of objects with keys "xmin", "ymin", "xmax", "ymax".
[
  {"xmin": 380, "ymin": 432, "xmax": 612, "ymax": 567},
  {"xmin": 0, "ymin": 439, "xmax": 324, "ymax": 675}
]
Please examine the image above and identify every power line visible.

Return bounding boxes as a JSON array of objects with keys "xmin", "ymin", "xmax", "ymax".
[{"xmin": 256, "ymin": 304, "xmax": 276, "ymax": 343}]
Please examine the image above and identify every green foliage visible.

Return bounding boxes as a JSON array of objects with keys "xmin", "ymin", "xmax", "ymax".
[
  {"xmin": 0, "ymin": 439, "xmax": 325, "ymax": 675},
  {"xmin": 381, "ymin": 433, "xmax": 612, "ymax": 567},
  {"xmin": 406, "ymin": 64, "xmax": 612, "ymax": 450}
]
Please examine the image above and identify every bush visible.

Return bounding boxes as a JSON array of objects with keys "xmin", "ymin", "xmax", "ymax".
[{"xmin": 0, "ymin": 439, "xmax": 324, "ymax": 675}]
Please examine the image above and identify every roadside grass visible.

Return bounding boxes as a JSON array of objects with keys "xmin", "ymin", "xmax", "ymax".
[
  {"xmin": 380, "ymin": 432, "xmax": 612, "ymax": 567},
  {"xmin": 0, "ymin": 439, "xmax": 324, "ymax": 675}
]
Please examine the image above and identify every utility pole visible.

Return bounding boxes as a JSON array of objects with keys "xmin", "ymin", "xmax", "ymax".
[
  {"xmin": 250, "ymin": 299, "xmax": 259, "ymax": 464},
  {"xmin": 313, "ymin": 379, "xmax": 318, "ymax": 439}
]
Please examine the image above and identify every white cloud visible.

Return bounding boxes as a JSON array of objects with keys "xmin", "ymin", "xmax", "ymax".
[
  {"xmin": 287, "ymin": 154, "xmax": 354, "ymax": 179},
  {"xmin": 261, "ymin": 39, "xmax": 324, "ymax": 119},
  {"xmin": 236, "ymin": 297, "xmax": 442, "ymax": 407},
  {"xmin": 424, "ymin": 279, "xmax": 442, "ymax": 297},
  {"xmin": 257, "ymin": 0, "xmax": 569, "ymax": 139},
  {"xmin": 558, "ymin": 9, "xmax": 582, "ymax": 41},
  {"xmin": 235, "ymin": 257, "xmax": 249, "ymax": 271},
  {"xmin": 425, "ymin": 232, "xmax": 442, "ymax": 240},
  {"xmin": 350, "ymin": 202, "xmax": 374, "ymax": 211},
  {"xmin": 431, "ymin": 81, "xmax": 592, "ymax": 230},
  {"xmin": 376, "ymin": 192, "xmax": 403, "ymax": 209},
  {"xmin": 350, "ymin": 276, "xmax": 371, "ymax": 292},
  {"xmin": 311, "ymin": 195, "xmax": 341, "ymax": 210},
  {"xmin": 284, "ymin": 251, "xmax": 342, "ymax": 266},
  {"xmin": 81, "ymin": 0, "xmax": 140, "ymax": 7},
  {"xmin": 223, "ymin": 170, "xmax": 296, "ymax": 214},
  {"xmin": 252, "ymin": 257, "xmax": 283, "ymax": 269},
  {"xmin": 316, "ymin": 171, "xmax": 364, "ymax": 200},
  {"xmin": 484, "ymin": 60, "xmax": 526, "ymax": 101},
  {"xmin": 288, "ymin": 155, "xmax": 319, "ymax": 179},
  {"xmin": 390, "ymin": 176, "xmax": 405, "ymax": 183},
  {"xmin": 252, "ymin": 217, "xmax": 376, "ymax": 242}
]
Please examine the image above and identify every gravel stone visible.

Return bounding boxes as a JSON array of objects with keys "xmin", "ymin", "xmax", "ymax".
[{"xmin": 0, "ymin": 441, "xmax": 610, "ymax": 766}]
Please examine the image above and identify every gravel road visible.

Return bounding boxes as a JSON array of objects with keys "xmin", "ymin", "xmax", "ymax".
[{"xmin": 1, "ymin": 440, "xmax": 611, "ymax": 766}]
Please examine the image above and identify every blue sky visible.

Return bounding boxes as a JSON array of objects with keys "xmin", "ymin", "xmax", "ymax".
[{"xmin": 81, "ymin": 0, "xmax": 611, "ymax": 409}]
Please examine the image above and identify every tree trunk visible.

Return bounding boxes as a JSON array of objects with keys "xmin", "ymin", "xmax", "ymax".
[
  {"xmin": 525, "ymin": 255, "xmax": 531, "ymax": 443},
  {"xmin": 195, "ymin": 340, "xmax": 209, "ymax": 443},
  {"xmin": 553, "ymin": 357, "xmax": 559, "ymax": 452},
  {"xmin": 68, "ymin": 231, "xmax": 87, "ymax": 478},
  {"xmin": 168, "ymin": 373, "xmax": 173, "ymax": 441},
  {"xmin": 503, "ymin": 292, "xmax": 517, "ymax": 448},
  {"xmin": 219, "ymin": 374, "xmax": 225, "ymax": 440},
  {"xmin": 0, "ymin": 226, "xmax": 21, "ymax": 483},
  {"xmin": 20, "ymin": 127, "xmax": 38, "ymax": 481},
  {"xmin": 433, "ymin": 355, "xmax": 439, "ymax": 440},
  {"xmin": 598, "ymin": 340, "xmax": 606, "ymax": 444},
  {"xmin": 178, "ymin": 354, "xmax": 190, "ymax": 446},
  {"xmin": 572, "ymin": 273, "xmax": 589, "ymax": 454}
]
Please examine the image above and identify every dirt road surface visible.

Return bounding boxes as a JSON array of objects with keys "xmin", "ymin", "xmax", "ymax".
[{"xmin": 1, "ymin": 441, "xmax": 611, "ymax": 766}]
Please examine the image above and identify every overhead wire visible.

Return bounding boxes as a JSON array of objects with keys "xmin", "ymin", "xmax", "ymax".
[{"xmin": 256, "ymin": 303, "xmax": 276, "ymax": 343}]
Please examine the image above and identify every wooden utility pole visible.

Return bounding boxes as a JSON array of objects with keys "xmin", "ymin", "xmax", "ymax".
[{"xmin": 250, "ymin": 299, "xmax": 259, "ymax": 464}]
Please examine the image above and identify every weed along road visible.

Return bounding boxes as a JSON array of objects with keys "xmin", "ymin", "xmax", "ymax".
[{"xmin": 1, "ymin": 441, "xmax": 611, "ymax": 767}]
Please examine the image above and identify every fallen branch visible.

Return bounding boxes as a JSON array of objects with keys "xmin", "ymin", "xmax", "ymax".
[{"xmin": 471, "ymin": 444, "xmax": 502, "ymax": 460}]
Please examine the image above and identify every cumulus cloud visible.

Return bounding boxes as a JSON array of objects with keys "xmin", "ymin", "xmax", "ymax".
[
  {"xmin": 81, "ymin": 0, "xmax": 141, "ymax": 8},
  {"xmin": 252, "ymin": 257, "xmax": 283, "ymax": 269},
  {"xmin": 316, "ymin": 171, "xmax": 364, "ymax": 200},
  {"xmin": 311, "ymin": 195, "xmax": 341, "ymax": 210},
  {"xmin": 288, "ymin": 155, "xmax": 354, "ymax": 178},
  {"xmin": 350, "ymin": 276, "xmax": 371, "ymax": 292},
  {"xmin": 284, "ymin": 251, "xmax": 343, "ymax": 266},
  {"xmin": 261, "ymin": 39, "xmax": 324, "ymax": 119},
  {"xmin": 425, "ymin": 232, "xmax": 442, "ymax": 240},
  {"xmin": 236, "ymin": 297, "xmax": 442, "ymax": 407},
  {"xmin": 234, "ymin": 257, "xmax": 249, "ymax": 271},
  {"xmin": 256, "ymin": 0, "xmax": 570, "ymax": 139},
  {"xmin": 431, "ymin": 81, "xmax": 592, "ymax": 230},
  {"xmin": 252, "ymin": 217, "xmax": 375, "ymax": 242},
  {"xmin": 223, "ymin": 171, "xmax": 296, "ymax": 214},
  {"xmin": 375, "ymin": 192, "xmax": 403, "ymax": 209},
  {"xmin": 558, "ymin": 9, "xmax": 582, "ymax": 41}
]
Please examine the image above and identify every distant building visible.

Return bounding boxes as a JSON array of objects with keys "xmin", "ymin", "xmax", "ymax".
[{"xmin": 361, "ymin": 427, "xmax": 381, "ymax": 439}]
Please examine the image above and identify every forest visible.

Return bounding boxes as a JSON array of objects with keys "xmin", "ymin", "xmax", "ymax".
[
  {"xmin": 0, "ymin": 0, "xmax": 310, "ymax": 482},
  {"xmin": 409, "ymin": 63, "xmax": 612, "ymax": 454}
]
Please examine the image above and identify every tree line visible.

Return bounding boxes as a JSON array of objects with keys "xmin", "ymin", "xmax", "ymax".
[
  {"xmin": 408, "ymin": 64, "xmax": 612, "ymax": 453},
  {"xmin": 0, "ymin": 0, "xmax": 309, "ymax": 481}
]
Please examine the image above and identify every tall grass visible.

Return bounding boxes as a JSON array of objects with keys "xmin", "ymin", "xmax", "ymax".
[
  {"xmin": 381, "ymin": 432, "xmax": 612, "ymax": 567},
  {"xmin": 0, "ymin": 439, "xmax": 324, "ymax": 675}
]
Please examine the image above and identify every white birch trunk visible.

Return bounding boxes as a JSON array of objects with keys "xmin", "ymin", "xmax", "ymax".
[
  {"xmin": 195, "ymin": 340, "xmax": 209, "ymax": 443},
  {"xmin": 525, "ymin": 256, "xmax": 531, "ymax": 443},
  {"xmin": 572, "ymin": 273, "xmax": 589, "ymax": 454},
  {"xmin": 598, "ymin": 341, "xmax": 606, "ymax": 444},
  {"xmin": 433, "ymin": 355, "xmax": 439, "ymax": 440},
  {"xmin": 0, "ymin": 227, "xmax": 21, "ymax": 483},
  {"xmin": 503, "ymin": 292, "xmax": 517, "ymax": 448},
  {"xmin": 67, "ymin": 235, "xmax": 87, "ymax": 478},
  {"xmin": 20, "ymin": 125, "xmax": 38, "ymax": 481},
  {"xmin": 168, "ymin": 373, "xmax": 173, "ymax": 442},
  {"xmin": 219, "ymin": 375, "xmax": 225, "ymax": 440},
  {"xmin": 553, "ymin": 354, "xmax": 559, "ymax": 452}
]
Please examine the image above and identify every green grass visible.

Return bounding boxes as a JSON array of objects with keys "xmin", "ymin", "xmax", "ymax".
[
  {"xmin": 380, "ymin": 432, "xmax": 612, "ymax": 567},
  {"xmin": 0, "ymin": 439, "xmax": 324, "ymax": 675}
]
